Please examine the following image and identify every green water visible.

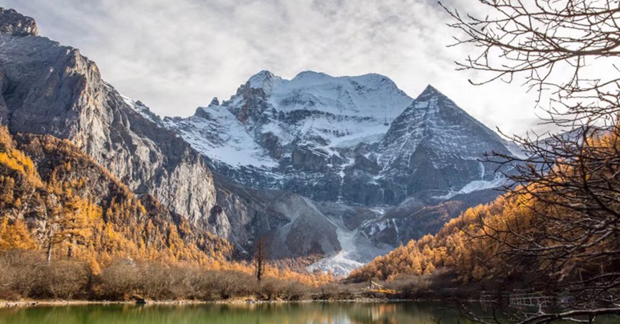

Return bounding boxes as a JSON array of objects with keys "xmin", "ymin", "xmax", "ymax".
[{"xmin": 0, "ymin": 302, "xmax": 618, "ymax": 324}]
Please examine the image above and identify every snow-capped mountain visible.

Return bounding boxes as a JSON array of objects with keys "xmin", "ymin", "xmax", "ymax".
[
  {"xmin": 378, "ymin": 85, "xmax": 512, "ymax": 201},
  {"xmin": 0, "ymin": 7, "xmax": 517, "ymax": 276},
  {"xmin": 148, "ymin": 71, "xmax": 517, "ymax": 275},
  {"xmin": 160, "ymin": 71, "xmax": 512, "ymax": 207}
]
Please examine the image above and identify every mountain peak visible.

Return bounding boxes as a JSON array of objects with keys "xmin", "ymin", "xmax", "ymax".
[
  {"xmin": 292, "ymin": 70, "xmax": 332, "ymax": 81},
  {"xmin": 0, "ymin": 8, "xmax": 39, "ymax": 37},
  {"xmin": 419, "ymin": 84, "xmax": 443, "ymax": 97},
  {"xmin": 248, "ymin": 70, "xmax": 276, "ymax": 84},
  {"xmin": 247, "ymin": 70, "xmax": 282, "ymax": 93}
]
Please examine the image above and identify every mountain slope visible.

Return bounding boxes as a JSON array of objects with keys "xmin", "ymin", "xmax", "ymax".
[
  {"xmin": 378, "ymin": 85, "xmax": 511, "ymax": 202},
  {"xmin": 0, "ymin": 12, "xmax": 217, "ymax": 224},
  {"xmin": 0, "ymin": 126, "xmax": 233, "ymax": 266}
]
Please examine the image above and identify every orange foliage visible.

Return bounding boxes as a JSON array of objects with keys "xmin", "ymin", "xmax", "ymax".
[
  {"xmin": 350, "ymin": 194, "xmax": 532, "ymax": 282},
  {"xmin": 0, "ymin": 126, "xmax": 331, "ymax": 287}
]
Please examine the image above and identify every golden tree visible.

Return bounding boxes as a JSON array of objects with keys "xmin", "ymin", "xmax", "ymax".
[
  {"xmin": 0, "ymin": 218, "xmax": 37, "ymax": 251},
  {"xmin": 44, "ymin": 196, "xmax": 92, "ymax": 264}
]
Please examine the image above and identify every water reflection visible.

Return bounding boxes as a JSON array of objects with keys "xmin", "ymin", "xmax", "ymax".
[{"xmin": 0, "ymin": 302, "xmax": 618, "ymax": 324}]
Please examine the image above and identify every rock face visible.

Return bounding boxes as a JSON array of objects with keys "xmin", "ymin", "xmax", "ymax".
[
  {"xmin": 378, "ymin": 85, "xmax": 512, "ymax": 202},
  {"xmin": 0, "ymin": 11, "xmax": 217, "ymax": 224},
  {"xmin": 0, "ymin": 8, "xmax": 38, "ymax": 36}
]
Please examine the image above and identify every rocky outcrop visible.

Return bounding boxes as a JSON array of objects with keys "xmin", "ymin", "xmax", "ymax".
[
  {"xmin": 0, "ymin": 8, "xmax": 38, "ymax": 36},
  {"xmin": 260, "ymin": 132, "xmax": 282, "ymax": 159},
  {"xmin": 0, "ymin": 11, "xmax": 216, "ymax": 224},
  {"xmin": 291, "ymin": 145, "xmax": 331, "ymax": 172}
]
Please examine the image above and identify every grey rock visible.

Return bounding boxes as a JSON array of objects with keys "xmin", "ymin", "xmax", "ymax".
[
  {"xmin": 378, "ymin": 85, "xmax": 513, "ymax": 203},
  {"xmin": 0, "ymin": 8, "xmax": 38, "ymax": 36},
  {"xmin": 0, "ymin": 29, "xmax": 216, "ymax": 225}
]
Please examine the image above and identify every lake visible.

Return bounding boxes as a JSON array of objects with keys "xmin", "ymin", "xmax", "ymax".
[{"xmin": 0, "ymin": 302, "xmax": 618, "ymax": 324}]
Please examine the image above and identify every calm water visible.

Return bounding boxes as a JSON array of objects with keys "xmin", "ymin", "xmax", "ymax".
[{"xmin": 0, "ymin": 302, "xmax": 618, "ymax": 324}]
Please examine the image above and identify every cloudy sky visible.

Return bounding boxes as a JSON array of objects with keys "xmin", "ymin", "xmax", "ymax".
[{"xmin": 4, "ymin": 0, "xmax": 544, "ymax": 136}]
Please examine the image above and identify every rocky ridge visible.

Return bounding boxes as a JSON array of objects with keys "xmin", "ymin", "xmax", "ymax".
[
  {"xmin": 162, "ymin": 72, "xmax": 513, "ymax": 207},
  {"xmin": 0, "ymin": 8, "xmax": 38, "ymax": 36}
]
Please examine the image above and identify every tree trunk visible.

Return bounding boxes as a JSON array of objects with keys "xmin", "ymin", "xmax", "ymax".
[
  {"xmin": 255, "ymin": 237, "xmax": 266, "ymax": 282},
  {"xmin": 47, "ymin": 241, "xmax": 53, "ymax": 266},
  {"xmin": 67, "ymin": 235, "xmax": 75, "ymax": 258}
]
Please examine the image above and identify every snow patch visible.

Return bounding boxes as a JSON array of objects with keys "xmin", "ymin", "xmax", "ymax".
[
  {"xmin": 165, "ymin": 106, "xmax": 279, "ymax": 169},
  {"xmin": 306, "ymin": 228, "xmax": 365, "ymax": 277},
  {"xmin": 307, "ymin": 206, "xmax": 392, "ymax": 277},
  {"xmin": 437, "ymin": 175, "xmax": 506, "ymax": 200}
]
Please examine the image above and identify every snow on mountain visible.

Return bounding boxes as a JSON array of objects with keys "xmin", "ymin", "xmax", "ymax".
[
  {"xmin": 162, "ymin": 71, "xmax": 413, "ymax": 173},
  {"xmin": 377, "ymin": 85, "xmax": 513, "ymax": 202},
  {"xmin": 240, "ymin": 71, "xmax": 413, "ymax": 157},
  {"xmin": 271, "ymin": 71, "xmax": 410, "ymax": 117},
  {"xmin": 164, "ymin": 105, "xmax": 279, "ymax": 169},
  {"xmin": 153, "ymin": 71, "xmax": 519, "ymax": 275},
  {"xmin": 306, "ymin": 202, "xmax": 394, "ymax": 276},
  {"xmin": 436, "ymin": 173, "xmax": 507, "ymax": 200},
  {"xmin": 157, "ymin": 72, "xmax": 518, "ymax": 207}
]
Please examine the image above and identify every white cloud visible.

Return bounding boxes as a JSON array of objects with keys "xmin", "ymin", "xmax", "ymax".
[{"xmin": 3, "ymin": 0, "xmax": 545, "ymax": 135}]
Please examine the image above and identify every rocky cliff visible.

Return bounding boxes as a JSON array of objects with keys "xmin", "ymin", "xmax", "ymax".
[
  {"xmin": 0, "ymin": 8, "xmax": 38, "ymax": 36},
  {"xmin": 0, "ymin": 9, "xmax": 216, "ymax": 224}
]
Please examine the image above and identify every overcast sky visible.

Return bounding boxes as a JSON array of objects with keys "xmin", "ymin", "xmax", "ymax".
[{"xmin": 3, "ymin": 0, "xmax": 545, "ymax": 136}]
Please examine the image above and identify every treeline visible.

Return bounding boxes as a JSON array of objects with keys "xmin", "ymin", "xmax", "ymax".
[
  {"xmin": 0, "ymin": 126, "xmax": 332, "ymax": 298},
  {"xmin": 349, "ymin": 195, "xmax": 524, "ymax": 284},
  {"xmin": 0, "ymin": 250, "xmax": 329, "ymax": 301}
]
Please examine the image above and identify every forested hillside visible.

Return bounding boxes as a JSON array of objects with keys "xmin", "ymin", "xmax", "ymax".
[
  {"xmin": 0, "ymin": 126, "xmax": 234, "ymax": 268},
  {"xmin": 0, "ymin": 126, "xmax": 332, "ymax": 301},
  {"xmin": 351, "ymin": 128, "xmax": 620, "ymax": 297},
  {"xmin": 349, "ymin": 195, "xmax": 521, "ymax": 283}
]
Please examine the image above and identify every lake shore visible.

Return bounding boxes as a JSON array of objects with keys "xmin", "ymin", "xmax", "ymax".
[
  {"xmin": 0, "ymin": 297, "xmax": 418, "ymax": 309},
  {"xmin": 0, "ymin": 299, "xmax": 217, "ymax": 308}
]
